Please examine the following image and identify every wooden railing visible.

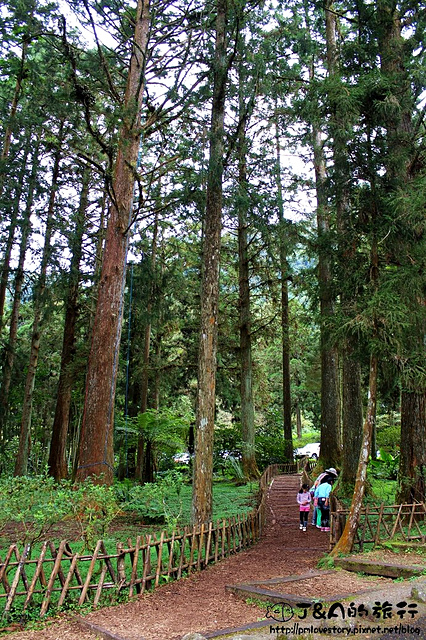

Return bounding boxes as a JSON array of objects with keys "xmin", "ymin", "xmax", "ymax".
[
  {"xmin": 0, "ymin": 463, "xmax": 298, "ymax": 619},
  {"xmin": 330, "ymin": 501, "xmax": 426, "ymax": 551}
]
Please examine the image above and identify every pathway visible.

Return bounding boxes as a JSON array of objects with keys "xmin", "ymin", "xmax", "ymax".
[{"xmin": 79, "ymin": 473, "xmax": 329, "ymax": 640}]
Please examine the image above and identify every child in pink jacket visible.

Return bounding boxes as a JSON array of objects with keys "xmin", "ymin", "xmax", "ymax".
[{"xmin": 297, "ymin": 483, "xmax": 311, "ymax": 531}]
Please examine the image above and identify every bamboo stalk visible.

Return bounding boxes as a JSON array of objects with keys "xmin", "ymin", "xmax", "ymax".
[
  {"xmin": 141, "ymin": 535, "xmax": 152, "ymax": 593},
  {"xmin": 57, "ymin": 552, "xmax": 79, "ymax": 608},
  {"xmin": 214, "ymin": 520, "xmax": 220, "ymax": 562},
  {"xmin": 116, "ymin": 542, "xmax": 126, "ymax": 588},
  {"xmin": 93, "ymin": 562, "xmax": 108, "ymax": 607},
  {"xmin": 189, "ymin": 525, "xmax": 197, "ymax": 569},
  {"xmin": 4, "ymin": 543, "xmax": 31, "ymax": 615},
  {"xmin": 23, "ymin": 542, "xmax": 48, "ymax": 611},
  {"xmin": 0, "ymin": 545, "xmax": 18, "ymax": 594},
  {"xmin": 177, "ymin": 528, "xmax": 188, "ymax": 580},
  {"xmin": 390, "ymin": 504, "xmax": 403, "ymax": 539},
  {"xmin": 40, "ymin": 541, "xmax": 67, "ymax": 616},
  {"xmin": 78, "ymin": 540, "xmax": 102, "ymax": 606},
  {"xmin": 129, "ymin": 535, "xmax": 142, "ymax": 597},
  {"xmin": 374, "ymin": 504, "xmax": 385, "ymax": 547},
  {"xmin": 167, "ymin": 531, "xmax": 176, "ymax": 577},
  {"xmin": 154, "ymin": 532, "xmax": 164, "ymax": 588},
  {"xmin": 196, "ymin": 524, "xmax": 204, "ymax": 572},
  {"xmin": 204, "ymin": 522, "xmax": 213, "ymax": 567}
]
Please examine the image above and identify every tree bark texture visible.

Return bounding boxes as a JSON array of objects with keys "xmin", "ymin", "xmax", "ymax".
[
  {"xmin": 331, "ymin": 354, "xmax": 378, "ymax": 555},
  {"xmin": 237, "ymin": 109, "xmax": 259, "ymax": 480},
  {"xmin": 0, "ymin": 137, "xmax": 31, "ymax": 331},
  {"xmin": 312, "ymin": 127, "xmax": 341, "ymax": 469},
  {"xmin": 76, "ymin": 0, "xmax": 151, "ymax": 485},
  {"xmin": 0, "ymin": 139, "xmax": 36, "ymax": 442},
  {"xmin": 136, "ymin": 211, "xmax": 158, "ymax": 482},
  {"xmin": 192, "ymin": 0, "xmax": 228, "ymax": 525},
  {"xmin": 14, "ymin": 130, "xmax": 62, "ymax": 476},
  {"xmin": 274, "ymin": 119, "xmax": 293, "ymax": 462},
  {"xmin": 341, "ymin": 355, "xmax": 363, "ymax": 484},
  {"xmin": 397, "ymin": 390, "xmax": 425, "ymax": 503},
  {"xmin": 48, "ymin": 168, "xmax": 89, "ymax": 480}
]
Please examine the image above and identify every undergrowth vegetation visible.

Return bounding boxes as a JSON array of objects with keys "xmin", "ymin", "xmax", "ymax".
[{"xmin": 0, "ymin": 470, "xmax": 258, "ymax": 550}]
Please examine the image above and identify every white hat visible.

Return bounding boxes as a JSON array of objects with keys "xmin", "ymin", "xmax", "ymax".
[{"xmin": 325, "ymin": 467, "xmax": 338, "ymax": 475}]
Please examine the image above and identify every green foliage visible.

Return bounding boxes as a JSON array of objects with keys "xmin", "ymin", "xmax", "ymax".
[
  {"xmin": 369, "ymin": 449, "xmax": 399, "ymax": 481},
  {"xmin": 223, "ymin": 456, "xmax": 245, "ymax": 484},
  {"xmin": 64, "ymin": 479, "xmax": 121, "ymax": 550},
  {"xmin": 118, "ymin": 471, "xmax": 184, "ymax": 527},
  {"xmin": 0, "ymin": 472, "xmax": 120, "ymax": 550},
  {"xmin": 0, "ymin": 472, "xmax": 69, "ymax": 546}
]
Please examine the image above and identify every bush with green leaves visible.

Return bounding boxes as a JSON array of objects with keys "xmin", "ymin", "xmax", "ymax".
[
  {"xmin": 64, "ymin": 479, "xmax": 121, "ymax": 550},
  {"xmin": 119, "ymin": 471, "xmax": 184, "ymax": 527},
  {"xmin": 0, "ymin": 472, "xmax": 70, "ymax": 546},
  {"xmin": 369, "ymin": 449, "xmax": 400, "ymax": 480},
  {"xmin": 0, "ymin": 472, "xmax": 120, "ymax": 550}
]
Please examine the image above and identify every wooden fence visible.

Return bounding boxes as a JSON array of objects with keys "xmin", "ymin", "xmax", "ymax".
[
  {"xmin": 330, "ymin": 501, "xmax": 426, "ymax": 551},
  {"xmin": 0, "ymin": 463, "xmax": 293, "ymax": 619}
]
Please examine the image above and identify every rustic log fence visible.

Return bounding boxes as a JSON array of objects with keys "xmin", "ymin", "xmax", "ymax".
[
  {"xmin": 330, "ymin": 501, "xmax": 426, "ymax": 552},
  {"xmin": 0, "ymin": 463, "xmax": 291, "ymax": 619}
]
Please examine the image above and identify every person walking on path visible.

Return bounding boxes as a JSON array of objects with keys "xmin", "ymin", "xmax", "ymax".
[
  {"xmin": 314, "ymin": 475, "xmax": 333, "ymax": 531},
  {"xmin": 297, "ymin": 483, "xmax": 311, "ymax": 531}
]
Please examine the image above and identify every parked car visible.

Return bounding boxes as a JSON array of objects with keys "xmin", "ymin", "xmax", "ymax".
[
  {"xmin": 173, "ymin": 452, "xmax": 191, "ymax": 464},
  {"xmin": 294, "ymin": 442, "xmax": 320, "ymax": 459}
]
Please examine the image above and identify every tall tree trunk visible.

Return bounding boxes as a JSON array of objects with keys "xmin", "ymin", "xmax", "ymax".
[
  {"xmin": 340, "ymin": 355, "xmax": 363, "ymax": 484},
  {"xmin": 136, "ymin": 211, "xmax": 158, "ymax": 482},
  {"xmin": 14, "ymin": 128, "xmax": 63, "ymax": 476},
  {"xmin": 312, "ymin": 126, "xmax": 341, "ymax": 470},
  {"xmin": 0, "ymin": 36, "xmax": 29, "ymax": 199},
  {"xmin": 274, "ymin": 118, "xmax": 293, "ymax": 462},
  {"xmin": 237, "ymin": 94, "xmax": 259, "ymax": 480},
  {"xmin": 326, "ymin": 0, "xmax": 359, "ymax": 472},
  {"xmin": 0, "ymin": 139, "xmax": 31, "ymax": 330},
  {"xmin": 397, "ymin": 390, "xmax": 425, "ymax": 503},
  {"xmin": 331, "ymin": 353, "xmax": 378, "ymax": 555},
  {"xmin": 192, "ymin": 0, "xmax": 228, "ymax": 525},
  {"xmin": 48, "ymin": 167, "xmax": 90, "ymax": 480},
  {"xmin": 377, "ymin": 1, "xmax": 423, "ymax": 503},
  {"xmin": 304, "ymin": 0, "xmax": 341, "ymax": 469},
  {"xmin": 0, "ymin": 139, "xmax": 40, "ymax": 442},
  {"xmin": 76, "ymin": 0, "xmax": 151, "ymax": 485}
]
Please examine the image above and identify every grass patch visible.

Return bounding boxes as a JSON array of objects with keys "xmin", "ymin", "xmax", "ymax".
[{"xmin": 370, "ymin": 478, "xmax": 397, "ymax": 504}]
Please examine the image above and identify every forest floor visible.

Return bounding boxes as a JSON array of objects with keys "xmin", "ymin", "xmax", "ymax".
[{"xmin": 2, "ymin": 474, "xmax": 425, "ymax": 640}]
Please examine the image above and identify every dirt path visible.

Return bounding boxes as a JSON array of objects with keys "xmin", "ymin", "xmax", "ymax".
[
  {"xmin": 5, "ymin": 474, "xmax": 330, "ymax": 640},
  {"xmin": 82, "ymin": 474, "xmax": 330, "ymax": 639}
]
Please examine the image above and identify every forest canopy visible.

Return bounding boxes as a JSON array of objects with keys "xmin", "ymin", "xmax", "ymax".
[{"xmin": 0, "ymin": 0, "xmax": 424, "ymax": 526}]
